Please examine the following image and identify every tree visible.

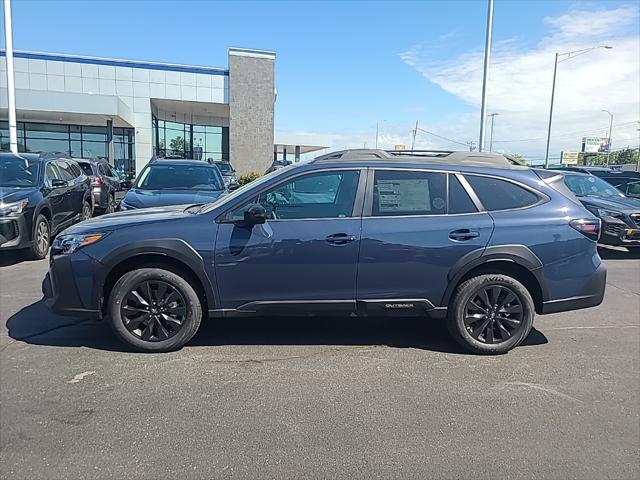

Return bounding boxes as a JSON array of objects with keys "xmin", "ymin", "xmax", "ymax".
[{"xmin": 169, "ymin": 136, "xmax": 185, "ymax": 156}]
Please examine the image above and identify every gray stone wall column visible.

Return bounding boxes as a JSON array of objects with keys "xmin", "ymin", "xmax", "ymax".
[{"xmin": 228, "ymin": 48, "xmax": 276, "ymax": 175}]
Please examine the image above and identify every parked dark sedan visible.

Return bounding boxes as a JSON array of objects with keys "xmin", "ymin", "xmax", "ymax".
[
  {"xmin": 538, "ymin": 169, "xmax": 640, "ymax": 247},
  {"xmin": 0, "ymin": 152, "xmax": 93, "ymax": 259},
  {"xmin": 119, "ymin": 160, "xmax": 226, "ymax": 211},
  {"xmin": 211, "ymin": 161, "xmax": 239, "ymax": 189},
  {"xmin": 76, "ymin": 158, "xmax": 128, "ymax": 214}
]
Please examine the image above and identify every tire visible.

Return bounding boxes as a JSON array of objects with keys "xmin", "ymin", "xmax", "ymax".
[
  {"xmin": 29, "ymin": 214, "xmax": 50, "ymax": 260},
  {"xmin": 447, "ymin": 274, "xmax": 535, "ymax": 355},
  {"xmin": 105, "ymin": 194, "xmax": 116, "ymax": 214},
  {"xmin": 107, "ymin": 268, "xmax": 202, "ymax": 352},
  {"xmin": 81, "ymin": 200, "xmax": 92, "ymax": 221}
]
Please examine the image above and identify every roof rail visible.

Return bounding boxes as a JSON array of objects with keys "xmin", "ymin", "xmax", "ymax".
[{"xmin": 385, "ymin": 149, "xmax": 454, "ymax": 158}]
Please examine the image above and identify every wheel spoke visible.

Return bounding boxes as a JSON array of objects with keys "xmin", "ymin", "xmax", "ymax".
[
  {"xmin": 501, "ymin": 304, "xmax": 522, "ymax": 314},
  {"xmin": 468, "ymin": 300, "xmax": 488, "ymax": 314},
  {"xmin": 495, "ymin": 319, "xmax": 512, "ymax": 340},
  {"xmin": 123, "ymin": 305, "xmax": 147, "ymax": 315},
  {"xmin": 485, "ymin": 322, "xmax": 494, "ymax": 343},
  {"xmin": 155, "ymin": 320, "xmax": 170, "ymax": 340},
  {"xmin": 164, "ymin": 305, "xmax": 186, "ymax": 317},
  {"xmin": 471, "ymin": 318, "xmax": 491, "ymax": 340},
  {"xmin": 498, "ymin": 291, "xmax": 517, "ymax": 309},
  {"xmin": 161, "ymin": 313, "xmax": 182, "ymax": 326},
  {"xmin": 126, "ymin": 313, "xmax": 149, "ymax": 330},
  {"xmin": 156, "ymin": 283, "xmax": 168, "ymax": 304},
  {"xmin": 141, "ymin": 319, "xmax": 155, "ymax": 341},
  {"xmin": 478, "ymin": 289, "xmax": 491, "ymax": 309},
  {"xmin": 131, "ymin": 290, "xmax": 149, "ymax": 307},
  {"xmin": 497, "ymin": 316, "xmax": 521, "ymax": 326},
  {"xmin": 464, "ymin": 313, "xmax": 485, "ymax": 326}
]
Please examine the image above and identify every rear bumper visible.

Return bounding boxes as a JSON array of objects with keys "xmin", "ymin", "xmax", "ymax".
[
  {"xmin": 92, "ymin": 187, "xmax": 109, "ymax": 210},
  {"xmin": 540, "ymin": 262, "xmax": 606, "ymax": 314}
]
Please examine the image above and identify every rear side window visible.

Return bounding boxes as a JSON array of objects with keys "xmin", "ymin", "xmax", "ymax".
[
  {"xmin": 98, "ymin": 163, "xmax": 110, "ymax": 176},
  {"xmin": 465, "ymin": 175, "xmax": 539, "ymax": 211},
  {"xmin": 448, "ymin": 175, "xmax": 477, "ymax": 214},
  {"xmin": 56, "ymin": 161, "xmax": 77, "ymax": 181},
  {"xmin": 373, "ymin": 170, "xmax": 446, "ymax": 216}
]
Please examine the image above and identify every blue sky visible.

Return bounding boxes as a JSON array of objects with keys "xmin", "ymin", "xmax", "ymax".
[{"xmin": 2, "ymin": 0, "xmax": 639, "ymax": 160}]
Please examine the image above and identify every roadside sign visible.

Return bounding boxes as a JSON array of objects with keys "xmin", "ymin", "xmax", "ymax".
[
  {"xmin": 582, "ymin": 137, "xmax": 610, "ymax": 154},
  {"xmin": 394, "ymin": 144, "xmax": 405, "ymax": 151},
  {"xmin": 561, "ymin": 151, "xmax": 580, "ymax": 165}
]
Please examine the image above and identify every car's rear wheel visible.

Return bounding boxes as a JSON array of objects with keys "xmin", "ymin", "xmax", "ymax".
[
  {"xmin": 29, "ymin": 214, "xmax": 50, "ymax": 260},
  {"xmin": 82, "ymin": 201, "xmax": 92, "ymax": 221},
  {"xmin": 107, "ymin": 268, "xmax": 202, "ymax": 352},
  {"xmin": 447, "ymin": 274, "xmax": 534, "ymax": 354}
]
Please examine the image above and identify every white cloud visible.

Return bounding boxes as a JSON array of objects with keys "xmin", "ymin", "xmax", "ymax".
[{"xmin": 397, "ymin": 3, "xmax": 640, "ymax": 161}]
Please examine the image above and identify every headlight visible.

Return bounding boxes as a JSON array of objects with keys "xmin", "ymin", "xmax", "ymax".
[
  {"xmin": 51, "ymin": 232, "xmax": 108, "ymax": 255},
  {"xmin": 597, "ymin": 209, "xmax": 624, "ymax": 218},
  {"xmin": 0, "ymin": 199, "xmax": 28, "ymax": 216}
]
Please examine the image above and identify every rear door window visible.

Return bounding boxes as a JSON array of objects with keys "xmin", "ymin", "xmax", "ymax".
[
  {"xmin": 372, "ymin": 170, "xmax": 446, "ymax": 216},
  {"xmin": 78, "ymin": 163, "xmax": 94, "ymax": 176},
  {"xmin": 464, "ymin": 175, "xmax": 539, "ymax": 211},
  {"xmin": 55, "ymin": 161, "xmax": 77, "ymax": 182}
]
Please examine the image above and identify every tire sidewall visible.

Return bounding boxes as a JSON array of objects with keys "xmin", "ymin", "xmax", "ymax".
[
  {"xmin": 82, "ymin": 201, "xmax": 92, "ymax": 220},
  {"xmin": 107, "ymin": 268, "xmax": 202, "ymax": 352},
  {"xmin": 30, "ymin": 214, "xmax": 50, "ymax": 260},
  {"xmin": 449, "ymin": 274, "xmax": 535, "ymax": 354}
]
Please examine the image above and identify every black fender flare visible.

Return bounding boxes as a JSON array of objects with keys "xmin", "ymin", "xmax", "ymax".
[
  {"xmin": 95, "ymin": 238, "xmax": 216, "ymax": 313},
  {"xmin": 441, "ymin": 244, "xmax": 547, "ymax": 307}
]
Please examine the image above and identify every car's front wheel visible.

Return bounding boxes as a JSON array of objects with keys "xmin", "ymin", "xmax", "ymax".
[
  {"xmin": 107, "ymin": 268, "xmax": 202, "ymax": 352},
  {"xmin": 29, "ymin": 214, "xmax": 50, "ymax": 260},
  {"xmin": 447, "ymin": 274, "xmax": 535, "ymax": 354}
]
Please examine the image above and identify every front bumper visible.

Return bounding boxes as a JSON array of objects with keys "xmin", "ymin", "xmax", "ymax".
[
  {"xmin": 600, "ymin": 218, "xmax": 640, "ymax": 246},
  {"xmin": 540, "ymin": 262, "xmax": 607, "ymax": 314},
  {"xmin": 42, "ymin": 251, "xmax": 103, "ymax": 319},
  {"xmin": 0, "ymin": 213, "xmax": 31, "ymax": 251}
]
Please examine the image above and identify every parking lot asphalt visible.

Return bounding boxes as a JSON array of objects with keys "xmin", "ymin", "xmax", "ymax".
[{"xmin": 1, "ymin": 247, "xmax": 639, "ymax": 479}]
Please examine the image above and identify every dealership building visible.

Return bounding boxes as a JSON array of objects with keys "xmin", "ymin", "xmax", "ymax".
[{"xmin": 0, "ymin": 47, "xmax": 322, "ymax": 177}]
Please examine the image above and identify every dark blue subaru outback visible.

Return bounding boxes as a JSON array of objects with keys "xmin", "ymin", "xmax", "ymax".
[{"xmin": 42, "ymin": 149, "xmax": 606, "ymax": 354}]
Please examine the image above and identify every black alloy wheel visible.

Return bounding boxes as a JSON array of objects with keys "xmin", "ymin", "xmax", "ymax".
[
  {"xmin": 463, "ymin": 285, "xmax": 524, "ymax": 344},
  {"xmin": 121, "ymin": 280, "xmax": 187, "ymax": 342}
]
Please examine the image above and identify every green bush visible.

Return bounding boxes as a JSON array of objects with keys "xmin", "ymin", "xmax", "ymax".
[{"xmin": 238, "ymin": 172, "xmax": 261, "ymax": 186}]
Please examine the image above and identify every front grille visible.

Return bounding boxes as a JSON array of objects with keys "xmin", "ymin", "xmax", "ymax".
[
  {"xmin": 0, "ymin": 220, "xmax": 19, "ymax": 242},
  {"xmin": 630, "ymin": 213, "xmax": 640, "ymax": 227},
  {"xmin": 605, "ymin": 223, "xmax": 625, "ymax": 237}
]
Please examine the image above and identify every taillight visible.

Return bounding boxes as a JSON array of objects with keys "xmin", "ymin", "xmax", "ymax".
[
  {"xmin": 91, "ymin": 176, "xmax": 104, "ymax": 186},
  {"xmin": 570, "ymin": 218, "xmax": 601, "ymax": 241}
]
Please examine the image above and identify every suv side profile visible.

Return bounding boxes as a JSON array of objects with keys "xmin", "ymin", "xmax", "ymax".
[
  {"xmin": 1, "ymin": 152, "xmax": 93, "ymax": 259},
  {"xmin": 43, "ymin": 150, "xmax": 606, "ymax": 354}
]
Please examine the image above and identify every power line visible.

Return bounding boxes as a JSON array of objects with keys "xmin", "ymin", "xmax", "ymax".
[{"xmin": 493, "ymin": 121, "xmax": 639, "ymax": 144}]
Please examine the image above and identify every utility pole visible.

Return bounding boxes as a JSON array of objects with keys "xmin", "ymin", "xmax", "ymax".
[
  {"xmin": 375, "ymin": 122, "xmax": 379, "ymax": 149},
  {"xmin": 602, "ymin": 110, "xmax": 613, "ymax": 167},
  {"xmin": 3, "ymin": 0, "xmax": 18, "ymax": 153},
  {"xmin": 411, "ymin": 120, "xmax": 418, "ymax": 151},
  {"xmin": 488, "ymin": 112, "xmax": 499, "ymax": 152},
  {"xmin": 544, "ymin": 46, "xmax": 612, "ymax": 168},
  {"xmin": 478, "ymin": 0, "xmax": 494, "ymax": 152},
  {"xmin": 468, "ymin": 141, "xmax": 476, "ymax": 152}
]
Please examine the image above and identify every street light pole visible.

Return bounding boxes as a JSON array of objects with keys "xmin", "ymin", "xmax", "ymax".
[
  {"xmin": 478, "ymin": 0, "xmax": 494, "ymax": 152},
  {"xmin": 488, "ymin": 112, "xmax": 499, "ymax": 152},
  {"xmin": 602, "ymin": 110, "xmax": 613, "ymax": 166},
  {"xmin": 543, "ymin": 45, "xmax": 612, "ymax": 168},
  {"xmin": 3, "ymin": 0, "xmax": 18, "ymax": 153}
]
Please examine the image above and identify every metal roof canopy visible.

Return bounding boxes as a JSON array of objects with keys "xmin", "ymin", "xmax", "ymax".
[{"xmin": 274, "ymin": 144, "xmax": 327, "ymax": 155}]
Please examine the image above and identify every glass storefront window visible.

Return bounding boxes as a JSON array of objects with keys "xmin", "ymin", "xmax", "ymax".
[{"xmin": 153, "ymin": 118, "xmax": 228, "ymax": 160}]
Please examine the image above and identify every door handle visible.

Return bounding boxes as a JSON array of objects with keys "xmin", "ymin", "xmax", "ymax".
[
  {"xmin": 326, "ymin": 233, "xmax": 357, "ymax": 245},
  {"xmin": 449, "ymin": 229, "xmax": 480, "ymax": 241}
]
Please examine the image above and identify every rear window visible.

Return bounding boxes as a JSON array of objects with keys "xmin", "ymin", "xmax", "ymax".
[
  {"xmin": 465, "ymin": 175, "xmax": 539, "ymax": 211},
  {"xmin": 136, "ymin": 164, "xmax": 224, "ymax": 191},
  {"xmin": 78, "ymin": 163, "xmax": 93, "ymax": 176}
]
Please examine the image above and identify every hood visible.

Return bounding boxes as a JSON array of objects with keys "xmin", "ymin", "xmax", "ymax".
[
  {"xmin": 0, "ymin": 187, "xmax": 38, "ymax": 204},
  {"xmin": 65, "ymin": 204, "xmax": 192, "ymax": 234},
  {"xmin": 122, "ymin": 188, "xmax": 225, "ymax": 209},
  {"xmin": 579, "ymin": 195, "xmax": 640, "ymax": 213}
]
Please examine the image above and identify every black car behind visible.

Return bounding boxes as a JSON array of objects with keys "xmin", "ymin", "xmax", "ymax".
[
  {"xmin": 76, "ymin": 158, "xmax": 128, "ymax": 214},
  {"xmin": 0, "ymin": 152, "xmax": 93, "ymax": 259},
  {"xmin": 119, "ymin": 160, "xmax": 227, "ymax": 211}
]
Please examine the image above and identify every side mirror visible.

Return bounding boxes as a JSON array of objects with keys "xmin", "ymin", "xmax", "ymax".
[
  {"xmin": 240, "ymin": 203, "xmax": 266, "ymax": 226},
  {"xmin": 51, "ymin": 179, "xmax": 67, "ymax": 188},
  {"xmin": 228, "ymin": 182, "xmax": 240, "ymax": 191},
  {"xmin": 120, "ymin": 180, "xmax": 132, "ymax": 190}
]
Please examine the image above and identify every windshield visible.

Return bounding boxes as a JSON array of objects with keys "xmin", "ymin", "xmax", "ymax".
[
  {"xmin": 199, "ymin": 166, "xmax": 292, "ymax": 213},
  {"xmin": 215, "ymin": 163, "xmax": 233, "ymax": 174},
  {"xmin": 136, "ymin": 164, "xmax": 224, "ymax": 191},
  {"xmin": 563, "ymin": 174, "xmax": 624, "ymax": 198},
  {"xmin": 0, "ymin": 157, "xmax": 40, "ymax": 187}
]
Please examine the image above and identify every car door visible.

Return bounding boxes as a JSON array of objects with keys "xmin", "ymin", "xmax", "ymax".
[
  {"xmin": 214, "ymin": 168, "xmax": 365, "ymax": 314},
  {"xmin": 357, "ymin": 169, "xmax": 494, "ymax": 314},
  {"xmin": 43, "ymin": 162, "xmax": 72, "ymax": 230}
]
